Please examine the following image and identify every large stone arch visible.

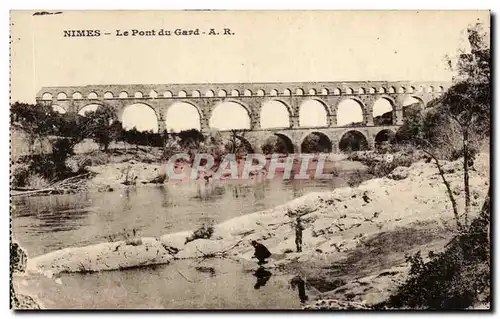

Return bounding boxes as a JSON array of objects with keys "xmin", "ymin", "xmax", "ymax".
[
  {"xmin": 309, "ymin": 98, "xmax": 332, "ymax": 115},
  {"xmin": 298, "ymin": 99, "xmax": 331, "ymax": 128},
  {"xmin": 338, "ymin": 129, "xmax": 370, "ymax": 152},
  {"xmin": 403, "ymin": 95, "xmax": 426, "ymax": 109},
  {"xmin": 374, "ymin": 128, "xmax": 396, "ymax": 146},
  {"xmin": 221, "ymin": 99, "xmax": 253, "ymax": 116},
  {"xmin": 300, "ymin": 131, "xmax": 333, "ymax": 153},
  {"xmin": 410, "ymin": 95, "xmax": 426, "ymax": 108},
  {"xmin": 210, "ymin": 100, "xmax": 253, "ymax": 130},
  {"xmin": 373, "ymin": 95, "xmax": 396, "ymax": 125},
  {"xmin": 265, "ymin": 98, "xmax": 293, "ymax": 116},
  {"xmin": 164, "ymin": 100, "xmax": 203, "ymax": 133},
  {"xmin": 336, "ymin": 97, "xmax": 367, "ymax": 126},
  {"xmin": 375, "ymin": 95, "xmax": 396, "ymax": 109},
  {"xmin": 119, "ymin": 102, "xmax": 161, "ymax": 133},
  {"xmin": 261, "ymin": 132, "xmax": 295, "ymax": 154},
  {"xmin": 260, "ymin": 99, "xmax": 292, "ymax": 129},
  {"xmin": 223, "ymin": 134, "xmax": 255, "ymax": 154},
  {"xmin": 51, "ymin": 104, "xmax": 67, "ymax": 114},
  {"xmin": 77, "ymin": 102, "xmax": 107, "ymax": 116},
  {"xmin": 165, "ymin": 100, "xmax": 203, "ymax": 118}
]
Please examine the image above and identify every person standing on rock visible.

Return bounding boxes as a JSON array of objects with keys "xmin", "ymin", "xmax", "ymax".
[{"xmin": 295, "ymin": 217, "xmax": 304, "ymax": 253}]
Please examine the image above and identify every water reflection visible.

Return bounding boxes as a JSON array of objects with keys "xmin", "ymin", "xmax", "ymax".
[
  {"xmin": 158, "ymin": 185, "xmax": 174, "ymax": 208},
  {"xmin": 12, "ymin": 195, "xmax": 91, "ymax": 233},
  {"xmin": 32, "ymin": 208, "xmax": 90, "ymax": 233},
  {"xmin": 20, "ymin": 258, "xmax": 302, "ymax": 309},
  {"xmin": 193, "ymin": 183, "xmax": 226, "ymax": 201},
  {"xmin": 254, "ymin": 266, "xmax": 272, "ymax": 290},
  {"xmin": 232, "ymin": 186, "xmax": 241, "ymax": 199},
  {"xmin": 290, "ymin": 275, "xmax": 308, "ymax": 304},
  {"xmin": 194, "ymin": 266, "xmax": 216, "ymax": 277},
  {"xmin": 253, "ymin": 181, "xmax": 267, "ymax": 202},
  {"xmin": 122, "ymin": 187, "xmax": 135, "ymax": 211}
]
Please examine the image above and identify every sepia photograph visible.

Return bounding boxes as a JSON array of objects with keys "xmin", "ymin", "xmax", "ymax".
[{"xmin": 9, "ymin": 10, "xmax": 491, "ymax": 310}]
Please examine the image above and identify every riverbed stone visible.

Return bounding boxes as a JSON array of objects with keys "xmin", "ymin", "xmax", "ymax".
[
  {"xmin": 27, "ymin": 237, "xmax": 173, "ymax": 275},
  {"xmin": 312, "ymin": 217, "xmax": 338, "ymax": 237},
  {"xmin": 159, "ymin": 231, "xmax": 191, "ymax": 251},
  {"xmin": 388, "ymin": 167, "xmax": 409, "ymax": 180}
]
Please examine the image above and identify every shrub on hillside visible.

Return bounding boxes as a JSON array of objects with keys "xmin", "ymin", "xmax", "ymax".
[
  {"xmin": 364, "ymin": 154, "xmax": 416, "ymax": 178},
  {"xmin": 347, "ymin": 169, "xmax": 373, "ymax": 187},
  {"xmin": 10, "ymin": 163, "xmax": 31, "ymax": 188},
  {"xmin": 379, "ymin": 191, "xmax": 491, "ymax": 309}
]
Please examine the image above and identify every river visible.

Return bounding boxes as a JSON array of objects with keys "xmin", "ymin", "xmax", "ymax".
[{"xmin": 12, "ymin": 161, "xmax": 366, "ymax": 309}]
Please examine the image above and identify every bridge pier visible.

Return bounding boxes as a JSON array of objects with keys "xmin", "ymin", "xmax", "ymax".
[
  {"xmin": 394, "ymin": 107, "xmax": 404, "ymax": 125},
  {"xmin": 157, "ymin": 109, "xmax": 166, "ymax": 133},
  {"xmin": 330, "ymin": 137, "xmax": 339, "ymax": 153},
  {"xmin": 290, "ymin": 116, "xmax": 300, "ymax": 128},
  {"xmin": 199, "ymin": 115, "xmax": 210, "ymax": 133},
  {"xmin": 250, "ymin": 114, "xmax": 261, "ymax": 130},
  {"xmin": 158, "ymin": 120, "xmax": 166, "ymax": 133},
  {"xmin": 293, "ymin": 143, "xmax": 301, "ymax": 154},
  {"xmin": 327, "ymin": 114, "xmax": 337, "ymax": 127},
  {"xmin": 366, "ymin": 134, "xmax": 376, "ymax": 150},
  {"xmin": 364, "ymin": 106, "xmax": 374, "ymax": 126}
]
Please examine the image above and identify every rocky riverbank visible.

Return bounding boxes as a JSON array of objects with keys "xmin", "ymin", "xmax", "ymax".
[
  {"xmin": 18, "ymin": 152, "xmax": 490, "ymax": 309},
  {"xmin": 12, "ymin": 148, "xmax": 357, "ymax": 197}
]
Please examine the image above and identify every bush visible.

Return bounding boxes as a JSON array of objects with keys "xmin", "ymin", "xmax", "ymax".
[
  {"xmin": 450, "ymin": 146, "xmax": 478, "ymax": 165},
  {"xmin": 185, "ymin": 223, "xmax": 215, "ymax": 244},
  {"xmin": 106, "ymin": 228, "xmax": 139, "ymax": 243},
  {"xmin": 365, "ymin": 153, "xmax": 417, "ymax": 178},
  {"xmin": 366, "ymin": 161, "xmax": 398, "ymax": 178},
  {"xmin": 379, "ymin": 193, "xmax": 491, "ymax": 309},
  {"xmin": 11, "ymin": 163, "xmax": 31, "ymax": 188},
  {"xmin": 339, "ymin": 131, "xmax": 369, "ymax": 152},
  {"xmin": 24, "ymin": 174, "xmax": 50, "ymax": 189},
  {"xmin": 347, "ymin": 169, "xmax": 371, "ymax": 187}
]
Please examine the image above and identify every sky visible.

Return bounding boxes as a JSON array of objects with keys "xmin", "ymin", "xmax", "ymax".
[{"xmin": 11, "ymin": 10, "xmax": 489, "ymax": 131}]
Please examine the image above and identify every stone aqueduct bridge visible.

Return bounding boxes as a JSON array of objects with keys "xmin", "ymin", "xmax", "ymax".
[{"xmin": 36, "ymin": 81, "xmax": 451, "ymax": 153}]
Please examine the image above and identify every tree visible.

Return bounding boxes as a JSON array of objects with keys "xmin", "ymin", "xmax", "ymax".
[
  {"xmin": 397, "ymin": 22, "xmax": 490, "ymax": 230},
  {"xmin": 10, "ymin": 102, "xmax": 59, "ymax": 152},
  {"xmin": 445, "ymin": 22, "xmax": 490, "ymax": 84},
  {"xmin": 227, "ymin": 129, "xmax": 251, "ymax": 155},
  {"xmin": 82, "ymin": 107, "xmax": 122, "ymax": 152},
  {"xmin": 440, "ymin": 82, "xmax": 489, "ymax": 225},
  {"xmin": 262, "ymin": 136, "xmax": 292, "ymax": 154},
  {"xmin": 338, "ymin": 131, "xmax": 369, "ymax": 152},
  {"xmin": 441, "ymin": 22, "xmax": 490, "ymax": 225},
  {"xmin": 176, "ymin": 129, "xmax": 205, "ymax": 148}
]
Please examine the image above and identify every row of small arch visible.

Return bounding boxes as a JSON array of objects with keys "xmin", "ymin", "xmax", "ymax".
[
  {"xmin": 41, "ymin": 85, "xmax": 445, "ymax": 101},
  {"xmin": 221, "ymin": 129, "xmax": 394, "ymax": 153}
]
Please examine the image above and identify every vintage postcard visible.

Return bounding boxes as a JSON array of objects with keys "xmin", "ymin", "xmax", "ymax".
[{"xmin": 10, "ymin": 10, "xmax": 491, "ymax": 310}]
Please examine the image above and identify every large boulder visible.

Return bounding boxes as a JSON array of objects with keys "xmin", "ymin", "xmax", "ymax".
[{"xmin": 27, "ymin": 237, "xmax": 174, "ymax": 275}]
